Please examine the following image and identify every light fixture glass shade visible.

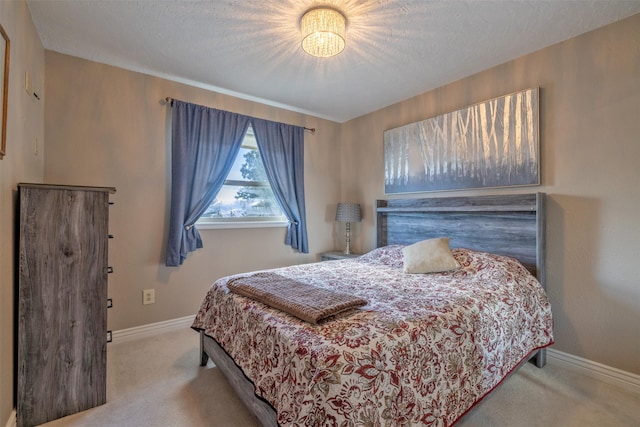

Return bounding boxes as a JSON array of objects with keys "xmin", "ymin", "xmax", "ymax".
[
  {"xmin": 335, "ymin": 203, "xmax": 361, "ymax": 223},
  {"xmin": 300, "ymin": 8, "xmax": 346, "ymax": 58}
]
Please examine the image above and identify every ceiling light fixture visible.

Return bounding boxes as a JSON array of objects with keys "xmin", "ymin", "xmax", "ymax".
[{"xmin": 300, "ymin": 7, "xmax": 346, "ymax": 58}]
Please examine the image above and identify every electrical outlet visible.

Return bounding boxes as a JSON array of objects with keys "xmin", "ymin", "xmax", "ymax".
[{"xmin": 142, "ymin": 289, "xmax": 155, "ymax": 305}]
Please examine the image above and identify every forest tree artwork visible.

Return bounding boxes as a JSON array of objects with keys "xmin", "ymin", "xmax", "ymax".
[{"xmin": 384, "ymin": 88, "xmax": 539, "ymax": 193}]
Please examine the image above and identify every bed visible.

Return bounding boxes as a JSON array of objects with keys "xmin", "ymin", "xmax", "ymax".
[{"xmin": 192, "ymin": 193, "xmax": 553, "ymax": 426}]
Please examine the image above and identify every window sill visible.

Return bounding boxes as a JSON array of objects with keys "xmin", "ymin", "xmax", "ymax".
[{"xmin": 196, "ymin": 221, "xmax": 289, "ymax": 230}]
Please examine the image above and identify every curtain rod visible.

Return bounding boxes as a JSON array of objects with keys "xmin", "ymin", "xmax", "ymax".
[{"xmin": 164, "ymin": 97, "xmax": 316, "ymax": 134}]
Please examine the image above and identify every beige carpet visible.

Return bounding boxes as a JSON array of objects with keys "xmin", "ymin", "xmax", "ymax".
[{"xmin": 40, "ymin": 328, "xmax": 639, "ymax": 427}]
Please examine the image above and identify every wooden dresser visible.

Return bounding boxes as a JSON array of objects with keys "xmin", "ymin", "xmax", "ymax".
[{"xmin": 17, "ymin": 183, "xmax": 116, "ymax": 427}]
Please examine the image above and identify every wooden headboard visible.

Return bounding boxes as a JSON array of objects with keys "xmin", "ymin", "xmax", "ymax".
[{"xmin": 376, "ymin": 193, "xmax": 546, "ymax": 289}]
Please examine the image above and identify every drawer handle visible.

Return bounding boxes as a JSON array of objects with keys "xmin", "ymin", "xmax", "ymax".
[
  {"xmin": 107, "ymin": 331, "xmax": 113, "ymax": 343},
  {"xmin": 107, "ymin": 266, "xmax": 114, "ymax": 274},
  {"xmin": 107, "ymin": 298, "xmax": 113, "ymax": 308}
]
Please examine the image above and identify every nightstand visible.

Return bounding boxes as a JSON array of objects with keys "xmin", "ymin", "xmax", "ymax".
[{"xmin": 319, "ymin": 251, "xmax": 362, "ymax": 261}]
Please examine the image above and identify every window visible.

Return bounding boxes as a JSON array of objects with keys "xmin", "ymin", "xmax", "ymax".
[{"xmin": 197, "ymin": 125, "xmax": 287, "ymax": 229}]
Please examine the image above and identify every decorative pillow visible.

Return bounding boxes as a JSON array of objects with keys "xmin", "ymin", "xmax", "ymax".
[
  {"xmin": 402, "ymin": 237, "xmax": 461, "ymax": 274},
  {"xmin": 357, "ymin": 245, "xmax": 404, "ymax": 268}
]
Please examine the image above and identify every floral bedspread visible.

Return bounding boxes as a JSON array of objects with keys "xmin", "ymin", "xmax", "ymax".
[{"xmin": 192, "ymin": 246, "xmax": 554, "ymax": 426}]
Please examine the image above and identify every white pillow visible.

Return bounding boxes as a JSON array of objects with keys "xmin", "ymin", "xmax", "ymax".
[{"xmin": 402, "ymin": 237, "xmax": 461, "ymax": 274}]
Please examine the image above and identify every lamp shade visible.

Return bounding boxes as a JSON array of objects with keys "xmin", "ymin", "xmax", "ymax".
[
  {"xmin": 335, "ymin": 203, "xmax": 361, "ymax": 222},
  {"xmin": 300, "ymin": 7, "xmax": 346, "ymax": 58}
]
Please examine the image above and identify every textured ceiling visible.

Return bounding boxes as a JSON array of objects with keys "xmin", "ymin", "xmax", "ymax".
[{"xmin": 27, "ymin": 0, "xmax": 640, "ymax": 122}]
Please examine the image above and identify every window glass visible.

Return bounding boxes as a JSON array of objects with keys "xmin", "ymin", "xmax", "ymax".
[{"xmin": 198, "ymin": 125, "xmax": 286, "ymax": 226}]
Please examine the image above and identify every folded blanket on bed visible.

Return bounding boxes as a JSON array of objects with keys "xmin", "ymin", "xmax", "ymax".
[{"xmin": 227, "ymin": 272, "xmax": 368, "ymax": 324}]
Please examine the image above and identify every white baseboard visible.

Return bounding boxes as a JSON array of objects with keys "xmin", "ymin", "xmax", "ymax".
[
  {"xmin": 4, "ymin": 410, "xmax": 15, "ymax": 427},
  {"xmin": 110, "ymin": 315, "xmax": 195, "ymax": 344},
  {"xmin": 547, "ymin": 348, "xmax": 640, "ymax": 395}
]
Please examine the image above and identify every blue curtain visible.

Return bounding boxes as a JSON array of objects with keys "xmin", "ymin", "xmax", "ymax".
[
  {"xmin": 252, "ymin": 119, "xmax": 309, "ymax": 253},
  {"xmin": 166, "ymin": 100, "xmax": 309, "ymax": 266},
  {"xmin": 166, "ymin": 101, "xmax": 251, "ymax": 266}
]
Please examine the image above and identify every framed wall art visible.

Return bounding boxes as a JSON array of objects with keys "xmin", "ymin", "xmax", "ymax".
[
  {"xmin": 0, "ymin": 24, "xmax": 9, "ymax": 160},
  {"xmin": 384, "ymin": 88, "xmax": 539, "ymax": 194}
]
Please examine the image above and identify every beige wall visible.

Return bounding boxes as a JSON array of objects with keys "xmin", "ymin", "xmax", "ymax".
[
  {"xmin": 341, "ymin": 14, "xmax": 640, "ymax": 374},
  {"xmin": 0, "ymin": 0, "xmax": 45, "ymax": 423},
  {"xmin": 43, "ymin": 52, "xmax": 342, "ymax": 333}
]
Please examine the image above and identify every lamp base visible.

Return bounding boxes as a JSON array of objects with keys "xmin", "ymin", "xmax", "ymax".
[{"xmin": 343, "ymin": 222, "xmax": 352, "ymax": 254}]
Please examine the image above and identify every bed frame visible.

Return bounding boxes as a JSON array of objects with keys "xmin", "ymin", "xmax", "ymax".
[{"xmin": 199, "ymin": 192, "xmax": 547, "ymax": 426}]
